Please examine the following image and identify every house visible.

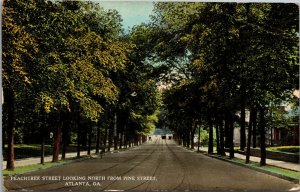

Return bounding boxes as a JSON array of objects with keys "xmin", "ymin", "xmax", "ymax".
[
  {"xmin": 271, "ymin": 106, "xmax": 299, "ymax": 146},
  {"xmin": 234, "ymin": 98, "xmax": 299, "ymax": 147}
]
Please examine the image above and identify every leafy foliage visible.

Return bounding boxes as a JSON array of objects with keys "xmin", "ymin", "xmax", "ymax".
[{"xmin": 2, "ymin": 1, "xmax": 298, "ymax": 169}]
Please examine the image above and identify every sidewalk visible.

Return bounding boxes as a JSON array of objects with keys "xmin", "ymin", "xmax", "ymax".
[
  {"xmin": 199, "ymin": 147, "xmax": 299, "ymax": 172},
  {"xmin": 2, "ymin": 150, "xmax": 98, "ymax": 170},
  {"xmin": 2, "ymin": 146, "xmax": 133, "ymax": 170}
]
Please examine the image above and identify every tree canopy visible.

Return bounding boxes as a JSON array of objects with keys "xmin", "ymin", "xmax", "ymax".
[{"xmin": 2, "ymin": 1, "xmax": 298, "ymax": 169}]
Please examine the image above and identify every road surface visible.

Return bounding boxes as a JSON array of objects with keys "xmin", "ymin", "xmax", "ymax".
[{"xmin": 4, "ymin": 137, "xmax": 300, "ymax": 191}]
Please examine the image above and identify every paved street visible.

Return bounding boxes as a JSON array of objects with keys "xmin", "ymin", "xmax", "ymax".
[{"xmin": 4, "ymin": 137, "xmax": 300, "ymax": 191}]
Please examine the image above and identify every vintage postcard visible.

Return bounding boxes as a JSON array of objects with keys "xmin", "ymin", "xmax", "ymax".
[{"xmin": 1, "ymin": 0, "xmax": 299, "ymax": 191}]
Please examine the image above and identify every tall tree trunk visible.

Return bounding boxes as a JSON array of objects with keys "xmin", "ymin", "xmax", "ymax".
[
  {"xmin": 119, "ymin": 130, "xmax": 124, "ymax": 149},
  {"xmin": 216, "ymin": 121, "xmax": 220, "ymax": 154},
  {"xmin": 182, "ymin": 133, "xmax": 185, "ymax": 147},
  {"xmin": 114, "ymin": 113, "xmax": 118, "ymax": 150},
  {"xmin": 124, "ymin": 133, "xmax": 128, "ymax": 148},
  {"xmin": 135, "ymin": 136, "xmax": 138, "ymax": 146},
  {"xmin": 208, "ymin": 119, "xmax": 214, "ymax": 154},
  {"xmin": 187, "ymin": 131, "xmax": 190, "ymax": 148},
  {"xmin": 108, "ymin": 121, "xmax": 113, "ymax": 151},
  {"xmin": 99, "ymin": 130, "xmax": 103, "ymax": 152},
  {"xmin": 129, "ymin": 134, "xmax": 132, "ymax": 148},
  {"xmin": 191, "ymin": 130, "xmax": 195, "ymax": 149},
  {"xmin": 252, "ymin": 109, "xmax": 257, "ymax": 148},
  {"xmin": 134, "ymin": 136, "xmax": 136, "ymax": 146},
  {"xmin": 103, "ymin": 125, "xmax": 108, "ymax": 153},
  {"xmin": 197, "ymin": 127, "xmax": 201, "ymax": 152},
  {"xmin": 40, "ymin": 111, "xmax": 46, "ymax": 164},
  {"xmin": 246, "ymin": 108, "xmax": 254, "ymax": 164},
  {"xmin": 61, "ymin": 125, "xmax": 66, "ymax": 160},
  {"xmin": 5, "ymin": 88, "xmax": 15, "ymax": 170},
  {"xmin": 118, "ymin": 114, "xmax": 125, "ymax": 149},
  {"xmin": 95, "ymin": 126, "xmax": 100, "ymax": 154},
  {"xmin": 229, "ymin": 116, "xmax": 235, "ymax": 159},
  {"xmin": 61, "ymin": 113, "xmax": 69, "ymax": 160},
  {"xmin": 185, "ymin": 133, "xmax": 188, "ymax": 147},
  {"xmin": 219, "ymin": 118, "xmax": 225, "ymax": 156},
  {"xmin": 240, "ymin": 89, "xmax": 246, "ymax": 151},
  {"xmin": 87, "ymin": 123, "xmax": 92, "ymax": 156},
  {"xmin": 52, "ymin": 110, "xmax": 61, "ymax": 162},
  {"xmin": 178, "ymin": 134, "xmax": 182, "ymax": 145},
  {"xmin": 128, "ymin": 134, "xmax": 131, "ymax": 148},
  {"xmin": 224, "ymin": 112, "xmax": 230, "ymax": 148},
  {"xmin": 77, "ymin": 112, "xmax": 81, "ymax": 158},
  {"xmin": 122, "ymin": 122, "xmax": 127, "ymax": 147},
  {"xmin": 136, "ymin": 135, "xmax": 139, "ymax": 146},
  {"xmin": 259, "ymin": 106, "xmax": 266, "ymax": 166},
  {"xmin": 40, "ymin": 116, "xmax": 45, "ymax": 164}
]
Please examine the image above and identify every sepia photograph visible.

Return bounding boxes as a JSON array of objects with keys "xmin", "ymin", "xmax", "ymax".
[{"xmin": 1, "ymin": 0, "xmax": 299, "ymax": 191}]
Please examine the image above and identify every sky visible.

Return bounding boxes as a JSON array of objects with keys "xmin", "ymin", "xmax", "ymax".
[
  {"xmin": 93, "ymin": 1, "xmax": 155, "ymax": 30},
  {"xmin": 90, "ymin": 0, "xmax": 298, "ymax": 30}
]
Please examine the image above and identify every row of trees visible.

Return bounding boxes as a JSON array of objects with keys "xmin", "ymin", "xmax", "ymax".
[
  {"xmin": 3, "ymin": 0, "xmax": 160, "ymax": 170},
  {"xmin": 150, "ymin": 3, "xmax": 299, "ymax": 165},
  {"xmin": 3, "ymin": 1, "xmax": 298, "ymax": 170}
]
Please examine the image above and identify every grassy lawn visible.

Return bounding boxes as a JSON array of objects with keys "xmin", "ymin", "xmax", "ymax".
[
  {"xmin": 267, "ymin": 146, "xmax": 300, "ymax": 155},
  {"xmin": 2, "ymin": 157, "xmax": 79, "ymax": 176},
  {"xmin": 3, "ymin": 144, "xmax": 94, "ymax": 160},
  {"xmin": 3, "ymin": 144, "xmax": 53, "ymax": 160}
]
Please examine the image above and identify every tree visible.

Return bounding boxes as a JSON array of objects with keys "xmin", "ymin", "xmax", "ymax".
[
  {"xmin": 2, "ymin": 0, "xmax": 132, "ymax": 164},
  {"xmin": 150, "ymin": 2, "xmax": 298, "ymax": 165},
  {"xmin": 2, "ymin": 0, "xmax": 38, "ymax": 169}
]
